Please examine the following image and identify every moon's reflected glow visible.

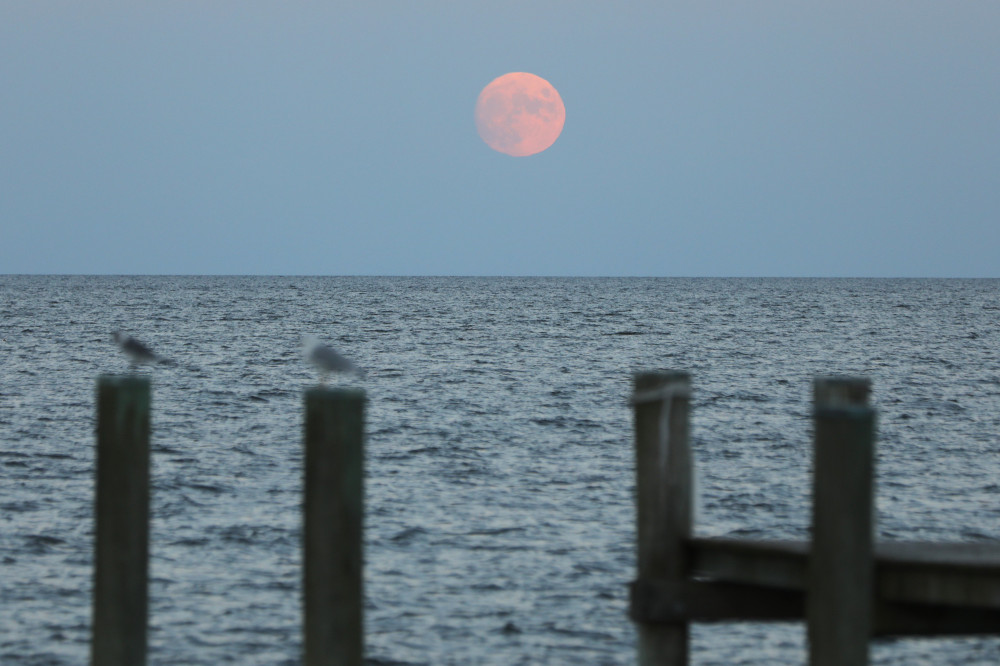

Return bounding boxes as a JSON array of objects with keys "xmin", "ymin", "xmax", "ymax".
[{"xmin": 475, "ymin": 72, "xmax": 565, "ymax": 157}]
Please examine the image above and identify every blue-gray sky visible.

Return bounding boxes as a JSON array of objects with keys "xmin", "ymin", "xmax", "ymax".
[{"xmin": 2, "ymin": 2, "xmax": 998, "ymax": 276}]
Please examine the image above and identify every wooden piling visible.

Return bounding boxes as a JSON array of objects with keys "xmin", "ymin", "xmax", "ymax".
[
  {"xmin": 808, "ymin": 376, "xmax": 875, "ymax": 666},
  {"xmin": 632, "ymin": 371, "xmax": 692, "ymax": 666},
  {"xmin": 92, "ymin": 375, "xmax": 151, "ymax": 666},
  {"xmin": 303, "ymin": 387, "xmax": 365, "ymax": 666}
]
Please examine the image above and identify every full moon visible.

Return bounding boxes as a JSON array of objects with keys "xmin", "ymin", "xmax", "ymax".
[{"xmin": 475, "ymin": 72, "xmax": 566, "ymax": 157}]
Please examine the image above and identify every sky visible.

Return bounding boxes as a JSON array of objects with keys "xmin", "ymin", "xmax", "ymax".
[{"xmin": 2, "ymin": 2, "xmax": 998, "ymax": 277}]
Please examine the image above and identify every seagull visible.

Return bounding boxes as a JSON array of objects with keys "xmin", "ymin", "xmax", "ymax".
[
  {"xmin": 302, "ymin": 336, "xmax": 364, "ymax": 384},
  {"xmin": 112, "ymin": 331, "xmax": 173, "ymax": 368}
]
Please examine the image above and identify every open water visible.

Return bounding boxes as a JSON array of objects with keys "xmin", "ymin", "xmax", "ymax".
[{"xmin": 1, "ymin": 276, "xmax": 999, "ymax": 664}]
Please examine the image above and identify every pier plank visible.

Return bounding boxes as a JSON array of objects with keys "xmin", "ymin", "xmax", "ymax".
[
  {"xmin": 635, "ymin": 538, "xmax": 1000, "ymax": 636},
  {"xmin": 683, "ymin": 537, "xmax": 1000, "ymax": 610},
  {"xmin": 688, "ymin": 538, "xmax": 807, "ymax": 590}
]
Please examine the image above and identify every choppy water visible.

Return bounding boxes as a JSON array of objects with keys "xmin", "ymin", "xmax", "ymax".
[{"xmin": 1, "ymin": 276, "xmax": 999, "ymax": 664}]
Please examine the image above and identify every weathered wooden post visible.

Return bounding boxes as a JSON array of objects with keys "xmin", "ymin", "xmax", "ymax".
[
  {"xmin": 632, "ymin": 371, "xmax": 692, "ymax": 665},
  {"xmin": 303, "ymin": 387, "xmax": 365, "ymax": 666},
  {"xmin": 808, "ymin": 376, "xmax": 875, "ymax": 666},
  {"xmin": 92, "ymin": 375, "xmax": 151, "ymax": 666}
]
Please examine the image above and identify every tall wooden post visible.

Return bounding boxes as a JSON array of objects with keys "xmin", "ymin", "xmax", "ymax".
[
  {"xmin": 808, "ymin": 376, "xmax": 875, "ymax": 666},
  {"xmin": 92, "ymin": 375, "xmax": 151, "ymax": 666},
  {"xmin": 303, "ymin": 387, "xmax": 365, "ymax": 666},
  {"xmin": 633, "ymin": 371, "xmax": 692, "ymax": 665}
]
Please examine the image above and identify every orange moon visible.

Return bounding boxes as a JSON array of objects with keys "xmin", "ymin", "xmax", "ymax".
[{"xmin": 475, "ymin": 72, "xmax": 566, "ymax": 157}]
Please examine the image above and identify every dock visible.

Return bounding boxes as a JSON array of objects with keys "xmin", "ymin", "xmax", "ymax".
[
  {"xmin": 86, "ymin": 371, "xmax": 1000, "ymax": 665},
  {"xmin": 629, "ymin": 371, "xmax": 1000, "ymax": 665}
]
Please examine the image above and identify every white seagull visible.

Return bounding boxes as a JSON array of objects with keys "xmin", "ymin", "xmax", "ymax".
[
  {"xmin": 112, "ymin": 331, "xmax": 173, "ymax": 368},
  {"xmin": 302, "ymin": 336, "xmax": 364, "ymax": 384}
]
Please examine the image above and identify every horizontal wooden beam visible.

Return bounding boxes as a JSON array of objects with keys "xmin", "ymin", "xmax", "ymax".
[
  {"xmin": 630, "ymin": 577, "xmax": 1000, "ymax": 637},
  {"xmin": 876, "ymin": 542, "xmax": 1000, "ymax": 609},
  {"xmin": 686, "ymin": 538, "xmax": 1000, "ymax": 610},
  {"xmin": 632, "ymin": 537, "xmax": 1000, "ymax": 636},
  {"xmin": 689, "ymin": 538, "xmax": 808, "ymax": 591},
  {"xmin": 630, "ymin": 579, "xmax": 804, "ymax": 624},
  {"xmin": 875, "ymin": 601, "xmax": 1000, "ymax": 636}
]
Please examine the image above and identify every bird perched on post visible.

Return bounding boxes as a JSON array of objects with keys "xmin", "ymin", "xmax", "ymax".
[
  {"xmin": 112, "ymin": 331, "xmax": 173, "ymax": 369},
  {"xmin": 302, "ymin": 336, "xmax": 364, "ymax": 385}
]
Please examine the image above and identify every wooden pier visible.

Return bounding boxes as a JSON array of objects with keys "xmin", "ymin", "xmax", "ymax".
[
  {"xmin": 88, "ymin": 372, "xmax": 1000, "ymax": 664},
  {"xmin": 630, "ymin": 371, "xmax": 1000, "ymax": 665}
]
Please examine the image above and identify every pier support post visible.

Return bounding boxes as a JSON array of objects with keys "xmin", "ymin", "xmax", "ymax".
[
  {"xmin": 92, "ymin": 375, "xmax": 151, "ymax": 666},
  {"xmin": 808, "ymin": 376, "xmax": 875, "ymax": 666},
  {"xmin": 632, "ymin": 371, "xmax": 692, "ymax": 666},
  {"xmin": 303, "ymin": 387, "xmax": 365, "ymax": 666}
]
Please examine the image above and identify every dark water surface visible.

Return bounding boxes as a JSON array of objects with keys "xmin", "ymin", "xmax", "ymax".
[{"xmin": 1, "ymin": 276, "xmax": 999, "ymax": 664}]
